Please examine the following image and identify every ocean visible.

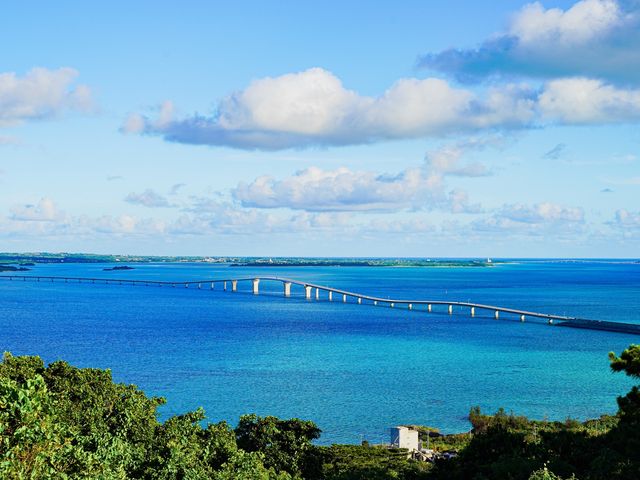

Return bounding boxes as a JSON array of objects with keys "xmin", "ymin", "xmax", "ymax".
[{"xmin": 1, "ymin": 259, "xmax": 638, "ymax": 444}]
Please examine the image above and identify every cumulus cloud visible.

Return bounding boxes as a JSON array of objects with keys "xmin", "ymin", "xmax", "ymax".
[
  {"xmin": 124, "ymin": 64, "xmax": 640, "ymax": 150},
  {"xmin": 123, "ymin": 68, "xmax": 537, "ymax": 150},
  {"xmin": 233, "ymin": 166, "xmax": 442, "ymax": 212},
  {"xmin": 10, "ymin": 197, "xmax": 66, "ymax": 222},
  {"xmin": 538, "ymin": 78, "xmax": 640, "ymax": 123},
  {"xmin": 473, "ymin": 202, "xmax": 585, "ymax": 236},
  {"xmin": 424, "ymin": 138, "xmax": 494, "ymax": 177},
  {"xmin": 0, "ymin": 67, "xmax": 92, "ymax": 127},
  {"xmin": 231, "ymin": 136, "xmax": 494, "ymax": 212},
  {"xmin": 124, "ymin": 189, "xmax": 173, "ymax": 208},
  {"xmin": 611, "ymin": 209, "xmax": 640, "ymax": 230},
  {"xmin": 421, "ymin": 0, "xmax": 640, "ymax": 84}
]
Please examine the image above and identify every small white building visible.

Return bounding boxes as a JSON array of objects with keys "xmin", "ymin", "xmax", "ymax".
[{"xmin": 390, "ymin": 426, "xmax": 420, "ymax": 452}]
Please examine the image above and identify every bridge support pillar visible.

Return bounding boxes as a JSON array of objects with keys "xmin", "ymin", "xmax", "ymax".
[
  {"xmin": 328, "ymin": 291, "xmax": 333, "ymax": 301},
  {"xmin": 470, "ymin": 307, "xmax": 475, "ymax": 316},
  {"xmin": 252, "ymin": 278, "xmax": 260, "ymax": 295},
  {"xmin": 198, "ymin": 283, "xmax": 201, "ymax": 289},
  {"xmin": 210, "ymin": 283, "xmax": 214, "ymax": 290},
  {"xmin": 358, "ymin": 297, "xmax": 362, "ymax": 304},
  {"xmin": 448, "ymin": 305, "xmax": 453, "ymax": 315},
  {"xmin": 315, "ymin": 288, "xmax": 319, "ymax": 300},
  {"xmin": 231, "ymin": 280, "xmax": 237, "ymax": 292},
  {"xmin": 548, "ymin": 319, "xmax": 554, "ymax": 325},
  {"xmin": 223, "ymin": 281, "xmax": 227, "ymax": 291},
  {"xmin": 373, "ymin": 300, "xmax": 377, "ymax": 305},
  {"xmin": 520, "ymin": 314, "xmax": 525, "ymax": 322},
  {"xmin": 494, "ymin": 310, "xmax": 499, "ymax": 319},
  {"xmin": 283, "ymin": 282, "xmax": 292, "ymax": 297},
  {"xmin": 408, "ymin": 304, "xmax": 412, "ymax": 310},
  {"xmin": 185, "ymin": 283, "xmax": 188, "ymax": 288},
  {"xmin": 342, "ymin": 294, "xmax": 347, "ymax": 303},
  {"xmin": 428, "ymin": 304, "xmax": 432, "ymax": 312},
  {"xmin": 390, "ymin": 302, "xmax": 395, "ymax": 308},
  {"xmin": 305, "ymin": 285, "xmax": 312, "ymax": 299}
]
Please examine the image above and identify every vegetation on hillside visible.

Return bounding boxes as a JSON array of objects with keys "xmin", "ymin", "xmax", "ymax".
[{"xmin": 0, "ymin": 345, "xmax": 639, "ymax": 479}]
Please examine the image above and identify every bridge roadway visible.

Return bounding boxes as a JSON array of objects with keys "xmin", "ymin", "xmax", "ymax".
[{"xmin": 0, "ymin": 273, "xmax": 578, "ymax": 323}]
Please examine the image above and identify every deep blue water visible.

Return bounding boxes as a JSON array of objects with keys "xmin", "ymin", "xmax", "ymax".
[{"xmin": 1, "ymin": 260, "xmax": 639, "ymax": 444}]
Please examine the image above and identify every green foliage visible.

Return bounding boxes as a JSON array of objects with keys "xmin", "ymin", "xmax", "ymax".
[
  {"xmin": 609, "ymin": 344, "xmax": 640, "ymax": 378},
  {"xmin": 0, "ymin": 353, "xmax": 298, "ymax": 479},
  {"xmin": 528, "ymin": 465, "xmax": 576, "ymax": 480},
  {"xmin": 2, "ymin": 344, "xmax": 640, "ymax": 480},
  {"xmin": 314, "ymin": 444, "xmax": 431, "ymax": 480},
  {"xmin": 236, "ymin": 414, "xmax": 321, "ymax": 477}
]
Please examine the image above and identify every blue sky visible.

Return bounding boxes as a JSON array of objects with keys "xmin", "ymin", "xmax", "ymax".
[{"xmin": 1, "ymin": 0, "xmax": 639, "ymax": 257}]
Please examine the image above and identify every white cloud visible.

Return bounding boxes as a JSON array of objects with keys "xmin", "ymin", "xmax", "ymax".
[
  {"xmin": 0, "ymin": 67, "xmax": 92, "ymax": 127},
  {"xmin": 612, "ymin": 209, "xmax": 640, "ymax": 229},
  {"xmin": 421, "ymin": 0, "xmax": 640, "ymax": 84},
  {"xmin": 424, "ymin": 139, "xmax": 494, "ymax": 177},
  {"xmin": 10, "ymin": 197, "xmax": 66, "ymax": 222},
  {"xmin": 123, "ymin": 68, "xmax": 537, "ymax": 150},
  {"xmin": 510, "ymin": 0, "xmax": 623, "ymax": 46},
  {"xmin": 499, "ymin": 202, "xmax": 585, "ymax": 224},
  {"xmin": 473, "ymin": 202, "xmax": 585, "ymax": 236},
  {"xmin": 539, "ymin": 78, "xmax": 640, "ymax": 123},
  {"xmin": 125, "ymin": 64, "xmax": 640, "ymax": 150},
  {"xmin": 124, "ymin": 189, "xmax": 173, "ymax": 208},
  {"xmin": 233, "ymin": 166, "xmax": 443, "ymax": 212}
]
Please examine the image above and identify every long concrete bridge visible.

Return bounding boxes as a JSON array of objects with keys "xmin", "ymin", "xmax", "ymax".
[{"xmin": 2, "ymin": 274, "xmax": 639, "ymax": 334}]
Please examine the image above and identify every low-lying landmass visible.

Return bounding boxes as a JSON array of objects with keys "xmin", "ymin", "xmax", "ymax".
[
  {"xmin": 0, "ymin": 264, "xmax": 30, "ymax": 272},
  {"xmin": 1, "ymin": 345, "xmax": 639, "ymax": 479},
  {"xmin": 0, "ymin": 252, "xmax": 496, "ymax": 268},
  {"xmin": 103, "ymin": 265, "xmax": 135, "ymax": 271}
]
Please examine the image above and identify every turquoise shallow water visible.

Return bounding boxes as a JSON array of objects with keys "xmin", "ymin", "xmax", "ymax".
[{"xmin": 0, "ymin": 260, "xmax": 638, "ymax": 444}]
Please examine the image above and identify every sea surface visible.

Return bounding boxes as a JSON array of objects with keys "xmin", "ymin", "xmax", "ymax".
[{"xmin": 1, "ymin": 259, "xmax": 639, "ymax": 444}]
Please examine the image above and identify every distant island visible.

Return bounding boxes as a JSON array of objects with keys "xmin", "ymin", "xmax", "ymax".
[
  {"xmin": 102, "ymin": 265, "xmax": 135, "ymax": 271},
  {"xmin": 230, "ymin": 258, "xmax": 494, "ymax": 267},
  {"xmin": 0, "ymin": 265, "xmax": 30, "ymax": 272},
  {"xmin": 0, "ymin": 252, "xmax": 497, "ymax": 268}
]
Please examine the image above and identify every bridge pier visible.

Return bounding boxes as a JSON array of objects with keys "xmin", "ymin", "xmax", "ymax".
[
  {"xmin": 223, "ymin": 281, "xmax": 227, "ymax": 291},
  {"xmin": 342, "ymin": 294, "xmax": 347, "ymax": 303},
  {"xmin": 520, "ymin": 314, "xmax": 526, "ymax": 322},
  {"xmin": 328, "ymin": 291, "xmax": 333, "ymax": 301},
  {"xmin": 408, "ymin": 303, "xmax": 412, "ymax": 310},
  {"xmin": 448, "ymin": 305, "xmax": 453, "ymax": 315},
  {"xmin": 210, "ymin": 282, "xmax": 214, "ymax": 290},
  {"xmin": 184, "ymin": 283, "xmax": 188, "ymax": 288},
  {"xmin": 470, "ymin": 307, "xmax": 475, "ymax": 316},
  {"xmin": 548, "ymin": 319, "xmax": 554, "ymax": 325},
  {"xmin": 374, "ymin": 300, "xmax": 377, "ymax": 305},
  {"xmin": 198, "ymin": 283, "xmax": 201, "ymax": 289},
  {"xmin": 494, "ymin": 310, "xmax": 499, "ymax": 319},
  {"xmin": 231, "ymin": 280, "xmax": 237, "ymax": 292},
  {"xmin": 305, "ymin": 285, "xmax": 312, "ymax": 299},
  {"xmin": 315, "ymin": 288, "xmax": 319, "ymax": 300},
  {"xmin": 252, "ymin": 278, "xmax": 260, "ymax": 295},
  {"xmin": 390, "ymin": 302, "xmax": 395, "ymax": 308},
  {"xmin": 358, "ymin": 297, "xmax": 362, "ymax": 304},
  {"xmin": 428, "ymin": 304, "xmax": 432, "ymax": 312},
  {"xmin": 283, "ymin": 282, "xmax": 292, "ymax": 297}
]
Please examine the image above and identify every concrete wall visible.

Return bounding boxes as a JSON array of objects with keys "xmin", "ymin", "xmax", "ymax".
[{"xmin": 390, "ymin": 426, "xmax": 419, "ymax": 451}]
